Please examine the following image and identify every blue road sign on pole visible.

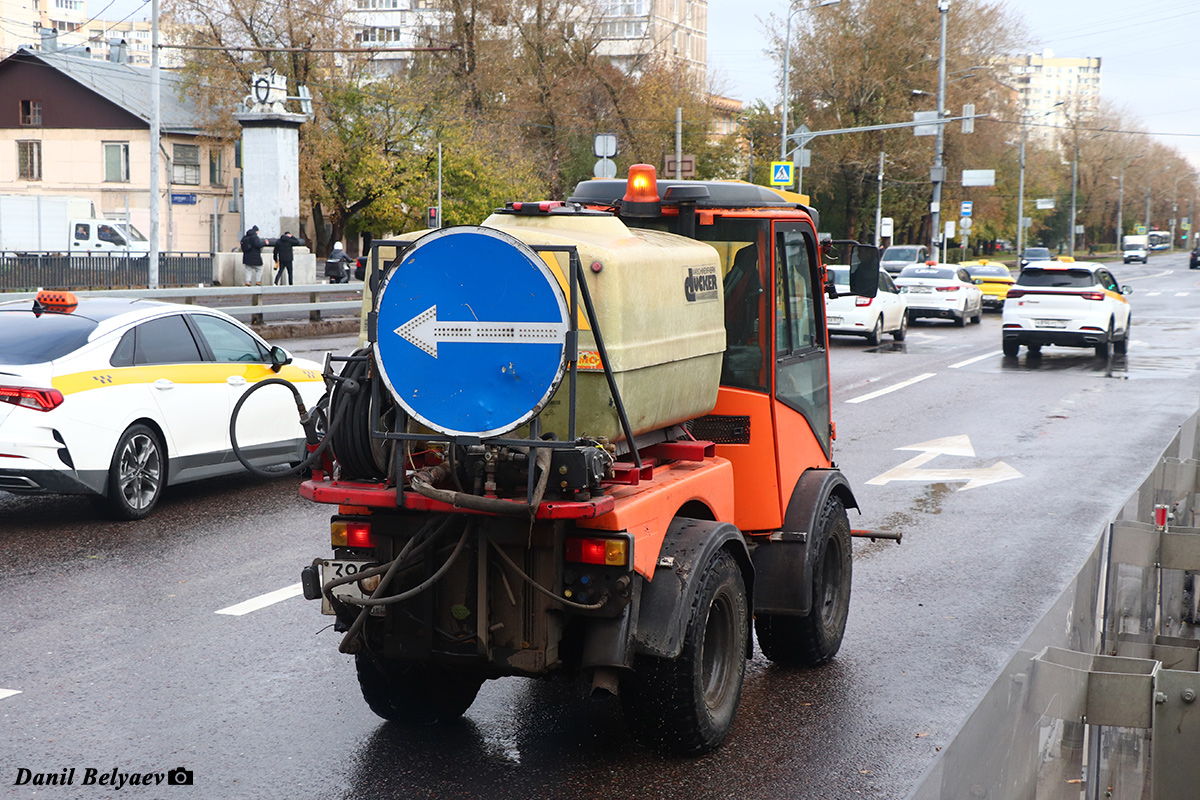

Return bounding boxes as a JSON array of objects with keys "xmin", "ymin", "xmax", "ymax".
[
  {"xmin": 374, "ymin": 227, "xmax": 570, "ymax": 437},
  {"xmin": 961, "ymin": 201, "xmax": 973, "ymax": 217}
]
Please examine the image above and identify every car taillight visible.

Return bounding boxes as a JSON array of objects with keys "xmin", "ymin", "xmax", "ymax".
[
  {"xmin": 565, "ymin": 536, "xmax": 629, "ymax": 566},
  {"xmin": 855, "ymin": 296, "xmax": 872, "ymax": 306},
  {"xmin": 1080, "ymin": 291, "xmax": 1105, "ymax": 301},
  {"xmin": 331, "ymin": 520, "xmax": 374, "ymax": 548},
  {"xmin": 936, "ymin": 286, "xmax": 958, "ymax": 292},
  {"xmin": 1005, "ymin": 289, "xmax": 1025, "ymax": 299},
  {"xmin": 0, "ymin": 386, "xmax": 64, "ymax": 411}
]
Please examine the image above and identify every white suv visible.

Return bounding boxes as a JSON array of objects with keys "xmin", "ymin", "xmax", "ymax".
[{"xmin": 1001, "ymin": 261, "xmax": 1132, "ymax": 358}]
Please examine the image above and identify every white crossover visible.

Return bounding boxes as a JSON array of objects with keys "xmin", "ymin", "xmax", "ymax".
[{"xmin": 1001, "ymin": 261, "xmax": 1132, "ymax": 358}]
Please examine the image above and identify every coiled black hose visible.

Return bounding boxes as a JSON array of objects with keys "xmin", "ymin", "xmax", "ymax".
[
  {"xmin": 230, "ymin": 377, "xmax": 354, "ymax": 478},
  {"xmin": 328, "ymin": 348, "xmax": 392, "ymax": 481}
]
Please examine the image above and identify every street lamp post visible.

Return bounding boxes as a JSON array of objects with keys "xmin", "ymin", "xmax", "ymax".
[
  {"xmin": 780, "ymin": 0, "xmax": 840, "ymax": 161},
  {"xmin": 928, "ymin": 0, "xmax": 949, "ymax": 256}
]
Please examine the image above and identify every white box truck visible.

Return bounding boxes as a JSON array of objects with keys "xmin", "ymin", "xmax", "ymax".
[
  {"xmin": 0, "ymin": 194, "xmax": 149, "ymax": 255},
  {"xmin": 1122, "ymin": 234, "xmax": 1149, "ymax": 264}
]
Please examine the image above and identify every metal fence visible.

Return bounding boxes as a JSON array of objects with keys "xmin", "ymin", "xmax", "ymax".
[{"xmin": 0, "ymin": 253, "xmax": 213, "ymax": 291}]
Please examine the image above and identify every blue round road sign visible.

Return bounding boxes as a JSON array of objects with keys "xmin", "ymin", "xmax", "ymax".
[{"xmin": 374, "ymin": 226, "xmax": 570, "ymax": 438}]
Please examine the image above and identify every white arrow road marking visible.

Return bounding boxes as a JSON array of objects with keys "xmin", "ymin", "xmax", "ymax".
[
  {"xmin": 396, "ymin": 305, "xmax": 569, "ymax": 358},
  {"xmin": 0, "ymin": 689, "xmax": 22, "ymax": 701},
  {"xmin": 867, "ymin": 434, "xmax": 1023, "ymax": 491},
  {"xmin": 846, "ymin": 373, "xmax": 936, "ymax": 404},
  {"xmin": 216, "ymin": 584, "xmax": 304, "ymax": 616}
]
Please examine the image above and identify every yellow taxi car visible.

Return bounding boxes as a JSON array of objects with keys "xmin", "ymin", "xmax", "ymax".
[
  {"xmin": 0, "ymin": 291, "xmax": 326, "ymax": 519},
  {"xmin": 961, "ymin": 259, "xmax": 1016, "ymax": 310}
]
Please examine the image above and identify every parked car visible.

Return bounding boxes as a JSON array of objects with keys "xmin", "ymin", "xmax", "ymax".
[
  {"xmin": 880, "ymin": 244, "xmax": 930, "ymax": 276},
  {"xmin": 0, "ymin": 292, "xmax": 326, "ymax": 519},
  {"xmin": 962, "ymin": 260, "xmax": 1016, "ymax": 310},
  {"xmin": 1019, "ymin": 247, "xmax": 1053, "ymax": 267},
  {"xmin": 894, "ymin": 264, "xmax": 984, "ymax": 327},
  {"xmin": 1189, "ymin": 246, "xmax": 1199, "ymax": 269},
  {"xmin": 1001, "ymin": 262, "xmax": 1132, "ymax": 358},
  {"xmin": 825, "ymin": 266, "xmax": 908, "ymax": 344}
]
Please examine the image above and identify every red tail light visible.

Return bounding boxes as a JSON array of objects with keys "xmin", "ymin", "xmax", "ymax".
[
  {"xmin": 1006, "ymin": 289, "xmax": 1025, "ymax": 299},
  {"xmin": 0, "ymin": 386, "xmax": 64, "ymax": 411},
  {"xmin": 1080, "ymin": 291, "xmax": 1105, "ymax": 301},
  {"xmin": 854, "ymin": 296, "xmax": 872, "ymax": 307},
  {"xmin": 935, "ymin": 286, "xmax": 958, "ymax": 292},
  {"xmin": 565, "ymin": 536, "xmax": 629, "ymax": 566},
  {"xmin": 345, "ymin": 522, "xmax": 374, "ymax": 548}
]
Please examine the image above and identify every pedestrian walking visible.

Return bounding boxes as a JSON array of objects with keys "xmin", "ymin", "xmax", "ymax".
[
  {"xmin": 324, "ymin": 241, "xmax": 352, "ymax": 284},
  {"xmin": 240, "ymin": 226, "xmax": 271, "ymax": 286},
  {"xmin": 272, "ymin": 231, "xmax": 303, "ymax": 285}
]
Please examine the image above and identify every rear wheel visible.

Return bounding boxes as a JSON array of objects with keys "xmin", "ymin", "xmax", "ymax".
[
  {"xmin": 355, "ymin": 655, "xmax": 484, "ymax": 724},
  {"xmin": 755, "ymin": 495, "xmax": 852, "ymax": 667},
  {"xmin": 865, "ymin": 316, "xmax": 882, "ymax": 346},
  {"xmin": 892, "ymin": 310, "xmax": 908, "ymax": 342},
  {"xmin": 622, "ymin": 548, "xmax": 748, "ymax": 755},
  {"xmin": 103, "ymin": 424, "xmax": 165, "ymax": 520},
  {"xmin": 1002, "ymin": 340, "xmax": 1020, "ymax": 357}
]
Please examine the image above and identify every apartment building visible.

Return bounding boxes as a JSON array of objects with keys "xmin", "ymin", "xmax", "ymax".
[{"xmin": 1005, "ymin": 49, "xmax": 1102, "ymax": 148}]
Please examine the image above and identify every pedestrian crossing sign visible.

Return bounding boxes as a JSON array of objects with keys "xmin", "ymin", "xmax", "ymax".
[{"xmin": 770, "ymin": 161, "xmax": 794, "ymax": 186}]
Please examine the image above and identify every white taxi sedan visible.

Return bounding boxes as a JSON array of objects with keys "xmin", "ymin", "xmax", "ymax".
[
  {"xmin": 1001, "ymin": 262, "xmax": 1132, "ymax": 358},
  {"xmin": 893, "ymin": 263, "xmax": 983, "ymax": 327},
  {"xmin": 825, "ymin": 266, "xmax": 908, "ymax": 344},
  {"xmin": 0, "ymin": 292, "xmax": 326, "ymax": 519}
]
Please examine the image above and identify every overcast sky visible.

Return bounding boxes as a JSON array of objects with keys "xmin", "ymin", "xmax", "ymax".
[{"xmin": 708, "ymin": 0, "xmax": 1200, "ymax": 169}]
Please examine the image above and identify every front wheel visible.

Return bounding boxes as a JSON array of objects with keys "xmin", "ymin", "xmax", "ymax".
[
  {"xmin": 622, "ymin": 549, "xmax": 748, "ymax": 755},
  {"xmin": 1114, "ymin": 316, "xmax": 1130, "ymax": 354},
  {"xmin": 356, "ymin": 655, "xmax": 484, "ymax": 724},
  {"xmin": 103, "ymin": 424, "xmax": 165, "ymax": 520},
  {"xmin": 1095, "ymin": 320, "xmax": 1113, "ymax": 358},
  {"xmin": 755, "ymin": 494, "xmax": 853, "ymax": 667}
]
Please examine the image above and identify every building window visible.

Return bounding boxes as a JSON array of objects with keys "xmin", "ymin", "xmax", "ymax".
[
  {"xmin": 104, "ymin": 141, "xmax": 130, "ymax": 182},
  {"xmin": 209, "ymin": 148, "xmax": 224, "ymax": 187},
  {"xmin": 18, "ymin": 141, "xmax": 42, "ymax": 180},
  {"xmin": 172, "ymin": 143, "xmax": 200, "ymax": 185},
  {"xmin": 20, "ymin": 100, "xmax": 41, "ymax": 126}
]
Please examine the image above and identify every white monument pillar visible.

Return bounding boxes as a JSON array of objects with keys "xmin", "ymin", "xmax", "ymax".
[{"xmin": 235, "ymin": 72, "xmax": 306, "ymax": 239}]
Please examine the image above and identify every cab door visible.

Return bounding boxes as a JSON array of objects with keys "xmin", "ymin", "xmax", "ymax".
[{"xmin": 771, "ymin": 222, "xmax": 832, "ymax": 509}]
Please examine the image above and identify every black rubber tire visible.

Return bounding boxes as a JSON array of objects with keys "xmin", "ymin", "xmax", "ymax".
[
  {"xmin": 865, "ymin": 316, "xmax": 882, "ymax": 346},
  {"xmin": 971, "ymin": 306, "xmax": 982, "ymax": 324},
  {"xmin": 1114, "ymin": 317, "xmax": 1129, "ymax": 355},
  {"xmin": 622, "ymin": 548, "xmax": 748, "ymax": 755},
  {"xmin": 755, "ymin": 494, "xmax": 853, "ymax": 667},
  {"xmin": 355, "ymin": 655, "xmax": 484, "ymax": 724},
  {"xmin": 954, "ymin": 310, "xmax": 966, "ymax": 327},
  {"xmin": 1095, "ymin": 320, "xmax": 1113, "ymax": 358},
  {"xmin": 103, "ymin": 424, "xmax": 165, "ymax": 520},
  {"xmin": 892, "ymin": 311, "xmax": 908, "ymax": 342},
  {"xmin": 1002, "ymin": 339, "xmax": 1020, "ymax": 357}
]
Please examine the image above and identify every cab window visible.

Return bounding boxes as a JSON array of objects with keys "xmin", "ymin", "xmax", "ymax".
[
  {"xmin": 774, "ymin": 226, "xmax": 830, "ymax": 456},
  {"xmin": 74, "ymin": 223, "xmax": 89, "ymax": 241},
  {"xmin": 132, "ymin": 315, "xmax": 203, "ymax": 365},
  {"xmin": 97, "ymin": 224, "xmax": 126, "ymax": 245},
  {"xmin": 191, "ymin": 314, "xmax": 269, "ymax": 363}
]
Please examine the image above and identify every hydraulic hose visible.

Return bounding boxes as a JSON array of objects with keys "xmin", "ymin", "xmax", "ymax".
[
  {"xmin": 229, "ymin": 376, "xmax": 357, "ymax": 478},
  {"xmin": 408, "ymin": 446, "xmax": 553, "ymax": 518}
]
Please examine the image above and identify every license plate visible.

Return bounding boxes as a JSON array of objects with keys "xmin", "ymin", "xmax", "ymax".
[
  {"xmin": 319, "ymin": 559, "xmax": 382, "ymax": 616},
  {"xmin": 827, "ymin": 316, "xmax": 843, "ymax": 326},
  {"xmin": 1034, "ymin": 319, "xmax": 1067, "ymax": 329},
  {"xmin": 907, "ymin": 286, "xmax": 932, "ymax": 293}
]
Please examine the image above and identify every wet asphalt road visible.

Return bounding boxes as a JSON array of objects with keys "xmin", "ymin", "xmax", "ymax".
[{"xmin": 3, "ymin": 253, "xmax": 1200, "ymax": 799}]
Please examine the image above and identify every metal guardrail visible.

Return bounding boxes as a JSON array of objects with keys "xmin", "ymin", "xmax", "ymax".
[
  {"xmin": 0, "ymin": 253, "xmax": 212, "ymax": 290},
  {"xmin": 910, "ymin": 409, "xmax": 1200, "ymax": 800},
  {"xmin": 0, "ymin": 283, "xmax": 363, "ymax": 325}
]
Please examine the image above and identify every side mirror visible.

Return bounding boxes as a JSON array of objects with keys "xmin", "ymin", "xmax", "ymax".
[
  {"xmin": 973, "ymin": 278, "xmax": 983, "ymax": 285},
  {"xmin": 848, "ymin": 244, "xmax": 880, "ymax": 298},
  {"xmin": 1121, "ymin": 285, "xmax": 1134, "ymax": 296},
  {"xmin": 269, "ymin": 345, "xmax": 293, "ymax": 373}
]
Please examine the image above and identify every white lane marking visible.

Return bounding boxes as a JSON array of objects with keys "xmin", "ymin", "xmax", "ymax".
[
  {"xmin": 1123, "ymin": 270, "xmax": 1172, "ymax": 281},
  {"xmin": 1146, "ymin": 292, "xmax": 1162, "ymax": 297},
  {"xmin": 0, "ymin": 689, "xmax": 22, "ymax": 701},
  {"xmin": 216, "ymin": 584, "xmax": 304, "ymax": 616},
  {"xmin": 867, "ymin": 435, "xmax": 1023, "ymax": 491},
  {"xmin": 1175, "ymin": 292, "xmax": 1190, "ymax": 297},
  {"xmin": 949, "ymin": 350, "xmax": 1003, "ymax": 369},
  {"xmin": 846, "ymin": 372, "xmax": 936, "ymax": 404}
]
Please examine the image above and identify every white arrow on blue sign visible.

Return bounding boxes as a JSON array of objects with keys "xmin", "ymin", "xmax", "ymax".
[{"xmin": 374, "ymin": 226, "xmax": 570, "ymax": 438}]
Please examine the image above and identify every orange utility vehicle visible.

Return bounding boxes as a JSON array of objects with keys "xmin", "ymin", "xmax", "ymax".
[{"xmin": 298, "ymin": 164, "xmax": 881, "ymax": 754}]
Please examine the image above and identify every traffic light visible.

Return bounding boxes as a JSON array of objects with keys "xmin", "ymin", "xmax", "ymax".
[{"xmin": 427, "ymin": 206, "xmax": 439, "ymax": 229}]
